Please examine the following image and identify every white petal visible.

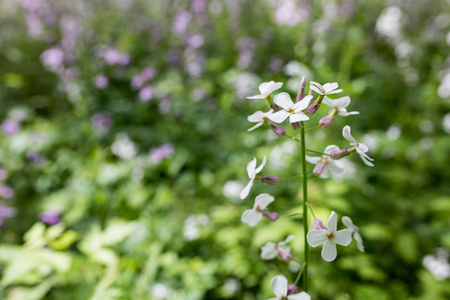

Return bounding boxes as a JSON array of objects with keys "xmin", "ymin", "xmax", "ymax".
[
  {"xmin": 305, "ymin": 155, "xmax": 321, "ymax": 164},
  {"xmin": 254, "ymin": 193, "xmax": 275, "ymax": 209},
  {"xmin": 259, "ymin": 81, "xmax": 275, "ymax": 95},
  {"xmin": 293, "ymin": 95, "xmax": 313, "ymax": 111},
  {"xmin": 248, "ymin": 122, "xmax": 264, "ymax": 132},
  {"xmin": 268, "ymin": 110, "xmax": 290, "ymax": 123},
  {"xmin": 341, "ymin": 216, "xmax": 356, "ymax": 230},
  {"xmin": 327, "ymin": 211, "xmax": 338, "ymax": 233},
  {"xmin": 338, "ymin": 109, "xmax": 360, "ymax": 116},
  {"xmin": 279, "ymin": 234, "xmax": 295, "ymax": 245},
  {"xmin": 261, "ymin": 242, "xmax": 279, "ymax": 260},
  {"xmin": 266, "ymin": 82, "xmax": 283, "ymax": 95},
  {"xmin": 333, "ymin": 96, "xmax": 351, "ymax": 108},
  {"xmin": 334, "ymin": 229, "xmax": 352, "ymax": 246},
  {"xmin": 324, "ymin": 89, "xmax": 343, "ymax": 95},
  {"xmin": 289, "ymin": 112, "xmax": 309, "ymax": 123},
  {"xmin": 309, "ymin": 85, "xmax": 324, "ymax": 95},
  {"xmin": 254, "ymin": 156, "xmax": 267, "ymax": 174},
  {"xmin": 342, "ymin": 125, "xmax": 358, "ymax": 143},
  {"xmin": 241, "ymin": 209, "xmax": 262, "ymax": 227},
  {"xmin": 321, "ymin": 240, "xmax": 337, "ymax": 262},
  {"xmin": 354, "ymin": 232, "xmax": 365, "ymax": 252},
  {"xmin": 271, "ymin": 275, "xmax": 288, "ymax": 298},
  {"xmin": 240, "ymin": 179, "xmax": 254, "ymax": 199},
  {"xmin": 322, "ymin": 82, "xmax": 339, "ymax": 92},
  {"xmin": 306, "ymin": 230, "xmax": 327, "ymax": 247},
  {"xmin": 322, "ymin": 96, "xmax": 333, "ymax": 108},
  {"xmin": 288, "ymin": 292, "xmax": 311, "ymax": 300},
  {"xmin": 246, "ymin": 95, "xmax": 266, "ymax": 100},
  {"xmin": 246, "ymin": 158, "xmax": 257, "ymax": 178},
  {"xmin": 324, "ymin": 145, "xmax": 339, "ymax": 154},
  {"xmin": 274, "ymin": 92, "xmax": 294, "ymax": 110},
  {"xmin": 327, "ymin": 161, "xmax": 345, "ymax": 177},
  {"xmin": 356, "ymin": 143, "xmax": 369, "ymax": 153},
  {"xmin": 309, "ymin": 81, "xmax": 323, "ymax": 90},
  {"xmin": 319, "ymin": 170, "xmax": 330, "ymax": 179},
  {"xmin": 248, "ymin": 111, "xmax": 266, "ymax": 123},
  {"xmin": 356, "ymin": 148, "xmax": 374, "ymax": 166}
]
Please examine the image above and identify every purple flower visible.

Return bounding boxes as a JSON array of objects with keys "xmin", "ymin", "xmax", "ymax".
[
  {"xmin": 26, "ymin": 151, "xmax": 47, "ymax": 167},
  {"xmin": 0, "ymin": 169, "xmax": 8, "ymax": 181},
  {"xmin": 139, "ymin": 86, "xmax": 154, "ymax": 102},
  {"xmin": 40, "ymin": 47, "xmax": 65, "ymax": 71},
  {"xmin": 0, "ymin": 203, "xmax": 16, "ymax": 227},
  {"xmin": 94, "ymin": 75, "xmax": 109, "ymax": 89},
  {"xmin": 172, "ymin": 11, "xmax": 191, "ymax": 35},
  {"xmin": 91, "ymin": 112, "xmax": 113, "ymax": 132},
  {"xmin": 97, "ymin": 47, "xmax": 130, "ymax": 66},
  {"xmin": 0, "ymin": 184, "xmax": 14, "ymax": 199},
  {"xmin": 149, "ymin": 143, "xmax": 175, "ymax": 164},
  {"xmin": 1, "ymin": 120, "xmax": 20, "ymax": 136},
  {"xmin": 184, "ymin": 34, "xmax": 204, "ymax": 48},
  {"xmin": 140, "ymin": 67, "xmax": 156, "ymax": 81},
  {"xmin": 38, "ymin": 210, "xmax": 61, "ymax": 225}
]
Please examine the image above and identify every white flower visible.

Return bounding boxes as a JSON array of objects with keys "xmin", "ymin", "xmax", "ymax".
[
  {"xmin": 309, "ymin": 81, "xmax": 343, "ymax": 95},
  {"xmin": 305, "ymin": 145, "xmax": 345, "ymax": 179},
  {"xmin": 322, "ymin": 96, "xmax": 359, "ymax": 116},
  {"xmin": 268, "ymin": 92, "xmax": 312, "ymax": 123},
  {"xmin": 269, "ymin": 275, "xmax": 310, "ymax": 300},
  {"xmin": 247, "ymin": 81, "xmax": 283, "ymax": 99},
  {"xmin": 307, "ymin": 211, "xmax": 352, "ymax": 262},
  {"xmin": 342, "ymin": 125, "xmax": 375, "ymax": 167},
  {"xmin": 342, "ymin": 216, "xmax": 364, "ymax": 252},
  {"xmin": 241, "ymin": 193, "xmax": 275, "ymax": 227},
  {"xmin": 247, "ymin": 109, "xmax": 273, "ymax": 131},
  {"xmin": 240, "ymin": 156, "xmax": 267, "ymax": 199},
  {"xmin": 261, "ymin": 235, "xmax": 294, "ymax": 261}
]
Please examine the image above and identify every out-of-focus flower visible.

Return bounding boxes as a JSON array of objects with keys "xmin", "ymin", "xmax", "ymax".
[
  {"xmin": 94, "ymin": 75, "xmax": 109, "ymax": 89},
  {"xmin": 91, "ymin": 112, "xmax": 113, "ymax": 132},
  {"xmin": 26, "ymin": 151, "xmax": 47, "ymax": 167},
  {"xmin": 438, "ymin": 73, "xmax": 450, "ymax": 99},
  {"xmin": 274, "ymin": 0, "xmax": 308, "ymax": 27},
  {"xmin": 307, "ymin": 211, "xmax": 351, "ymax": 262},
  {"xmin": 342, "ymin": 126, "xmax": 374, "ymax": 166},
  {"xmin": 111, "ymin": 134, "xmax": 137, "ymax": 159},
  {"xmin": 183, "ymin": 214, "xmax": 209, "ymax": 241},
  {"xmin": 184, "ymin": 34, "xmax": 204, "ymax": 48},
  {"xmin": 0, "ymin": 169, "xmax": 8, "ymax": 181},
  {"xmin": 0, "ymin": 184, "xmax": 14, "ymax": 199},
  {"xmin": 139, "ymin": 86, "xmax": 154, "ymax": 102},
  {"xmin": 38, "ymin": 210, "xmax": 61, "ymax": 225},
  {"xmin": 261, "ymin": 235, "xmax": 294, "ymax": 261},
  {"xmin": 172, "ymin": 11, "xmax": 191, "ymax": 35},
  {"xmin": 40, "ymin": 47, "xmax": 64, "ymax": 71},
  {"xmin": 0, "ymin": 202, "xmax": 16, "ymax": 227},
  {"xmin": 223, "ymin": 180, "xmax": 245, "ymax": 203},
  {"xmin": 246, "ymin": 81, "xmax": 283, "ymax": 100},
  {"xmin": 149, "ymin": 143, "xmax": 174, "ymax": 164},
  {"xmin": 247, "ymin": 109, "xmax": 273, "ymax": 131},
  {"xmin": 241, "ymin": 193, "xmax": 277, "ymax": 227},
  {"xmin": 152, "ymin": 283, "xmax": 174, "ymax": 300},
  {"xmin": 1, "ymin": 120, "xmax": 20, "ymax": 136},
  {"xmin": 269, "ymin": 275, "xmax": 310, "ymax": 300},
  {"xmin": 442, "ymin": 114, "xmax": 450, "ymax": 134},
  {"xmin": 342, "ymin": 216, "xmax": 364, "ymax": 252},
  {"xmin": 306, "ymin": 145, "xmax": 345, "ymax": 178},
  {"xmin": 97, "ymin": 46, "xmax": 130, "ymax": 66},
  {"xmin": 268, "ymin": 92, "xmax": 312, "ymax": 124},
  {"xmin": 422, "ymin": 248, "xmax": 450, "ymax": 280},
  {"xmin": 240, "ymin": 156, "xmax": 267, "ymax": 199},
  {"xmin": 376, "ymin": 7, "xmax": 403, "ymax": 41}
]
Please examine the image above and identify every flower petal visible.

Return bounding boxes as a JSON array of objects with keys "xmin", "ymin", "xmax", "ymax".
[
  {"xmin": 338, "ymin": 109, "xmax": 360, "ymax": 116},
  {"xmin": 266, "ymin": 82, "xmax": 283, "ymax": 95},
  {"xmin": 341, "ymin": 216, "xmax": 356, "ymax": 230},
  {"xmin": 271, "ymin": 275, "xmax": 288, "ymax": 298},
  {"xmin": 246, "ymin": 95, "xmax": 266, "ymax": 100},
  {"xmin": 241, "ymin": 209, "xmax": 262, "ymax": 227},
  {"xmin": 261, "ymin": 242, "xmax": 279, "ymax": 260},
  {"xmin": 248, "ymin": 111, "xmax": 266, "ymax": 123},
  {"xmin": 254, "ymin": 193, "xmax": 275, "ymax": 209},
  {"xmin": 327, "ymin": 211, "xmax": 338, "ymax": 233},
  {"xmin": 309, "ymin": 81, "xmax": 323, "ymax": 90},
  {"xmin": 279, "ymin": 234, "xmax": 295, "ymax": 245},
  {"xmin": 259, "ymin": 81, "xmax": 275, "ymax": 95},
  {"xmin": 357, "ymin": 143, "xmax": 369, "ymax": 153},
  {"xmin": 288, "ymin": 292, "xmax": 311, "ymax": 300},
  {"xmin": 324, "ymin": 88, "xmax": 343, "ymax": 95},
  {"xmin": 248, "ymin": 122, "xmax": 264, "ymax": 132},
  {"xmin": 309, "ymin": 85, "xmax": 323, "ymax": 95},
  {"xmin": 305, "ymin": 155, "xmax": 321, "ymax": 164},
  {"xmin": 306, "ymin": 230, "xmax": 327, "ymax": 247},
  {"xmin": 274, "ymin": 92, "xmax": 294, "ymax": 110},
  {"xmin": 240, "ymin": 178, "xmax": 254, "ymax": 199},
  {"xmin": 246, "ymin": 158, "xmax": 257, "ymax": 178},
  {"xmin": 268, "ymin": 110, "xmax": 290, "ymax": 123},
  {"xmin": 322, "ymin": 96, "xmax": 333, "ymax": 108},
  {"xmin": 334, "ymin": 229, "xmax": 352, "ymax": 246},
  {"xmin": 254, "ymin": 156, "xmax": 267, "ymax": 174},
  {"xmin": 321, "ymin": 240, "xmax": 337, "ymax": 262},
  {"xmin": 356, "ymin": 148, "xmax": 374, "ymax": 166},
  {"xmin": 324, "ymin": 145, "xmax": 340, "ymax": 154},
  {"xmin": 342, "ymin": 125, "xmax": 358, "ymax": 143},
  {"xmin": 289, "ymin": 112, "xmax": 309, "ymax": 123},
  {"xmin": 322, "ymin": 82, "xmax": 339, "ymax": 92},
  {"xmin": 333, "ymin": 96, "xmax": 351, "ymax": 108},
  {"xmin": 293, "ymin": 95, "xmax": 313, "ymax": 111},
  {"xmin": 327, "ymin": 161, "xmax": 345, "ymax": 177},
  {"xmin": 354, "ymin": 232, "xmax": 365, "ymax": 252}
]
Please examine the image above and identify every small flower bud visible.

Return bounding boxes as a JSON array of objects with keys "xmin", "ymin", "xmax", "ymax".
[
  {"xmin": 295, "ymin": 76, "xmax": 307, "ymax": 103},
  {"xmin": 278, "ymin": 248, "xmax": 293, "ymax": 261},
  {"xmin": 269, "ymin": 123, "xmax": 286, "ymax": 137},
  {"xmin": 313, "ymin": 219, "xmax": 327, "ymax": 230},
  {"xmin": 261, "ymin": 175, "xmax": 280, "ymax": 186},
  {"xmin": 290, "ymin": 122, "xmax": 302, "ymax": 130},
  {"xmin": 313, "ymin": 162, "xmax": 325, "ymax": 176},
  {"xmin": 287, "ymin": 284, "xmax": 298, "ymax": 295},
  {"xmin": 262, "ymin": 211, "xmax": 279, "ymax": 222},
  {"xmin": 270, "ymin": 104, "xmax": 282, "ymax": 112},
  {"xmin": 307, "ymin": 101, "xmax": 321, "ymax": 114},
  {"xmin": 330, "ymin": 148, "xmax": 350, "ymax": 160},
  {"xmin": 319, "ymin": 116, "xmax": 335, "ymax": 128}
]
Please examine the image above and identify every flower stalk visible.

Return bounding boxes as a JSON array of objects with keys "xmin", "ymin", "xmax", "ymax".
[{"xmin": 300, "ymin": 121, "xmax": 309, "ymax": 292}]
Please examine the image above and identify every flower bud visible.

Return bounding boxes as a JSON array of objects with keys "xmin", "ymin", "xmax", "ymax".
[
  {"xmin": 319, "ymin": 116, "xmax": 335, "ymax": 128},
  {"xmin": 262, "ymin": 211, "xmax": 279, "ymax": 222},
  {"xmin": 261, "ymin": 175, "xmax": 280, "ymax": 186},
  {"xmin": 269, "ymin": 123, "xmax": 286, "ymax": 137},
  {"xmin": 290, "ymin": 122, "xmax": 302, "ymax": 130},
  {"xmin": 307, "ymin": 101, "xmax": 321, "ymax": 114},
  {"xmin": 295, "ymin": 76, "xmax": 307, "ymax": 103},
  {"xmin": 278, "ymin": 248, "xmax": 293, "ymax": 261},
  {"xmin": 287, "ymin": 284, "xmax": 298, "ymax": 295},
  {"xmin": 313, "ymin": 162, "xmax": 325, "ymax": 176},
  {"xmin": 312, "ymin": 219, "xmax": 327, "ymax": 230},
  {"xmin": 330, "ymin": 148, "xmax": 350, "ymax": 160},
  {"xmin": 270, "ymin": 104, "xmax": 282, "ymax": 112}
]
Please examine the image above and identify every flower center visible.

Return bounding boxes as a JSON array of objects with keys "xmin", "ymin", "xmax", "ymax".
[
  {"xmin": 287, "ymin": 108, "xmax": 295, "ymax": 114},
  {"xmin": 326, "ymin": 232, "xmax": 335, "ymax": 240}
]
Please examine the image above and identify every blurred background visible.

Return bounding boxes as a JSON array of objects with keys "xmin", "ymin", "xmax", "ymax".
[{"xmin": 0, "ymin": 0, "xmax": 449, "ymax": 299}]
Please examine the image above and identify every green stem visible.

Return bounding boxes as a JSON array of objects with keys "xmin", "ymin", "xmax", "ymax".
[
  {"xmin": 300, "ymin": 121, "xmax": 309, "ymax": 292},
  {"xmin": 306, "ymin": 149, "xmax": 330, "ymax": 156},
  {"xmin": 294, "ymin": 263, "xmax": 306, "ymax": 285},
  {"xmin": 305, "ymin": 125, "xmax": 322, "ymax": 131},
  {"xmin": 279, "ymin": 175, "xmax": 303, "ymax": 181},
  {"xmin": 284, "ymin": 134, "xmax": 302, "ymax": 143},
  {"xmin": 279, "ymin": 212, "xmax": 303, "ymax": 218}
]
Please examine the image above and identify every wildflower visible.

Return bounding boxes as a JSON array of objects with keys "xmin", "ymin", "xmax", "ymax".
[
  {"xmin": 261, "ymin": 175, "xmax": 280, "ymax": 186},
  {"xmin": 1, "ymin": 120, "xmax": 20, "ymax": 136},
  {"xmin": 149, "ymin": 143, "xmax": 174, "ymax": 164},
  {"xmin": 261, "ymin": 235, "xmax": 294, "ymax": 261},
  {"xmin": 94, "ymin": 75, "xmax": 109, "ymax": 89},
  {"xmin": 240, "ymin": 156, "xmax": 267, "ymax": 199},
  {"xmin": 305, "ymin": 145, "xmax": 345, "ymax": 178},
  {"xmin": 323, "ymin": 96, "xmax": 359, "ymax": 116},
  {"xmin": 241, "ymin": 193, "xmax": 278, "ymax": 227},
  {"xmin": 0, "ymin": 202, "xmax": 16, "ymax": 227},
  {"xmin": 139, "ymin": 86, "xmax": 154, "ymax": 102},
  {"xmin": 307, "ymin": 81, "xmax": 343, "ymax": 114},
  {"xmin": 38, "ymin": 210, "xmax": 61, "ymax": 225},
  {"xmin": 342, "ymin": 125, "xmax": 374, "ymax": 166},
  {"xmin": 268, "ymin": 92, "xmax": 312, "ymax": 124},
  {"xmin": 247, "ymin": 109, "xmax": 273, "ymax": 131},
  {"xmin": 269, "ymin": 123, "xmax": 287, "ymax": 137},
  {"xmin": 246, "ymin": 81, "xmax": 283, "ymax": 100},
  {"xmin": 307, "ymin": 211, "xmax": 351, "ymax": 262},
  {"xmin": 269, "ymin": 275, "xmax": 310, "ymax": 300},
  {"xmin": 342, "ymin": 216, "xmax": 364, "ymax": 252}
]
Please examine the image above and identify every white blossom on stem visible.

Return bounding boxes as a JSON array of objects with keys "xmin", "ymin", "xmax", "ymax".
[
  {"xmin": 342, "ymin": 125, "xmax": 375, "ymax": 167},
  {"xmin": 247, "ymin": 109, "xmax": 273, "ymax": 131},
  {"xmin": 241, "ymin": 193, "xmax": 277, "ymax": 227},
  {"xmin": 323, "ymin": 96, "xmax": 359, "ymax": 116},
  {"xmin": 305, "ymin": 145, "xmax": 345, "ymax": 178},
  {"xmin": 247, "ymin": 81, "xmax": 283, "ymax": 99},
  {"xmin": 342, "ymin": 216, "xmax": 365, "ymax": 252},
  {"xmin": 269, "ymin": 275, "xmax": 310, "ymax": 300},
  {"xmin": 309, "ymin": 81, "xmax": 343, "ymax": 95},
  {"xmin": 268, "ymin": 92, "xmax": 312, "ymax": 124},
  {"xmin": 240, "ymin": 156, "xmax": 267, "ymax": 199},
  {"xmin": 261, "ymin": 235, "xmax": 294, "ymax": 261},
  {"xmin": 307, "ymin": 211, "xmax": 352, "ymax": 262}
]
